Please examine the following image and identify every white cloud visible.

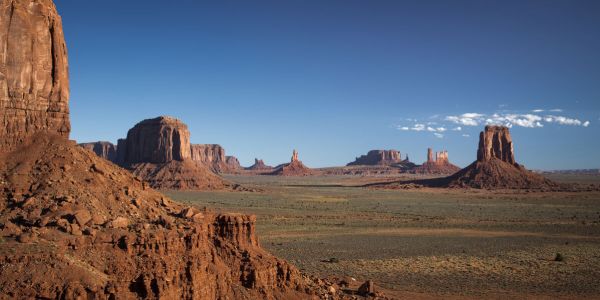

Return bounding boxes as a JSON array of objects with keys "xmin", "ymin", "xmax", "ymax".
[
  {"xmin": 550, "ymin": 108, "xmax": 563, "ymax": 112},
  {"xmin": 483, "ymin": 113, "xmax": 547, "ymax": 128},
  {"xmin": 427, "ymin": 126, "xmax": 447, "ymax": 132},
  {"xmin": 398, "ymin": 109, "xmax": 589, "ymax": 137},
  {"xmin": 544, "ymin": 115, "xmax": 585, "ymax": 126},
  {"xmin": 445, "ymin": 113, "xmax": 484, "ymax": 126},
  {"xmin": 412, "ymin": 124, "xmax": 426, "ymax": 131}
]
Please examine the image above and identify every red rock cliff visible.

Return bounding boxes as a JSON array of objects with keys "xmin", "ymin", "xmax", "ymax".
[
  {"xmin": 0, "ymin": 0, "xmax": 70, "ymax": 152},
  {"xmin": 118, "ymin": 116, "xmax": 191, "ymax": 164},
  {"xmin": 477, "ymin": 125, "xmax": 515, "ymax": 165},
  {"xmin": 79, "ymin": 141, "xmax": 117, "ymax": 162},
  {"xmin": 190, "ymin": 144, "xmax": 241, "ymax": 173}
]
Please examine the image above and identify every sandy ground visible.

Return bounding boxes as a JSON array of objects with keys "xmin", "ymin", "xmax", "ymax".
[{"xmin": 166, "ymin": 174, "xmax": 600, "ymax": 299}]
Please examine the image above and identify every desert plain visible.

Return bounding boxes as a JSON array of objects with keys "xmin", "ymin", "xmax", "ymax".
[{"xmin": 167, "ymin": 173, "xmax": 600, "ymax": 299}]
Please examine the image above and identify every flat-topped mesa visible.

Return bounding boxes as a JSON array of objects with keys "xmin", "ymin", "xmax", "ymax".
[
  {"xmin": 79, "ymin": 141, "xmax": 118, "ymax": 162},
  {"xmin": 477, "ymin": 125, "xmax": 515, "ymax": 164},
  {"xmin": 0, "ymin": 0, "xmax": 70, "ymax": 152},
  {"xmin": 190, "ymin": 144, "xmax": 241, "ymax": 173},
  {"xmin": 117, "ymin": 116, "xmax": 191, "ymax": 165},
  {"xmin": 347, "ymin": 149, "xmax": 403, "ymax": 166},
  {"xmin": 114, "ymin": 116, "xmax": 228, "ymax": 190}
]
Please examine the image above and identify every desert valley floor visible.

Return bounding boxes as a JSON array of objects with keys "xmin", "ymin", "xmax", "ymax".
[{"xmin": 166, "ymin": 174, "xmax": 600, "ymax": 299}]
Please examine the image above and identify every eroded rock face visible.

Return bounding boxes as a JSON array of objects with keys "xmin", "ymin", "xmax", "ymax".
[
  {"xmin": 477, "ymin": 125, "xmax": 515, "ymax": 165},
  {"xmin": 0, "ymin": 0, "xmax": 70, "ymax": 152},
  {"xmin": 118, "ymin": 116, "xmax": 191, "ymax": 165},
  {"xmin": 347, "ymin": 150, "xmax": 402, "ymax": 166},
  {"xmin": 79, "ymin": 141, "xmax": 117, "ymax": 162},
  {"xmin": 225, "ymin": 156, "xmax": 241, "ymax": 170},
  {"xmin": 190, "ymin": 144, "xmax": 241, "ymax": 173}
]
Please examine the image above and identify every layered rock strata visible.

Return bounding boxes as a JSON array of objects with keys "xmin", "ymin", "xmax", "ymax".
[
  {"xmin": 190, "ymin": 144, "xmax": 241, "ymax": 173},
  {"xmin": 0, "ymin": 0, "xmax": 70, "ymax": 152},
  {"xmin": 79, "ymin": 141, "xmax": 117, "ymax": 162}
]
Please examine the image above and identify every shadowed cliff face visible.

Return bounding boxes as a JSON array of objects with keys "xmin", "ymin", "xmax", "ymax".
[
  {"xmin": 0, "ymin": 0, "xmax": 70, "ymax": 152},
  {"xmin": 477, "ymin": 126, "xmax": 515, "ymax": 165},
  {"xmin": 118, "ymin": 116, "xmax": 192, "ymax": 165}
]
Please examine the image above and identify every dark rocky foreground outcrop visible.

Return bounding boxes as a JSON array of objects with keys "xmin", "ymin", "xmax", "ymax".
[{"xmin": 0, "ymin": 134, "xmax": 319, "ymax": 299}]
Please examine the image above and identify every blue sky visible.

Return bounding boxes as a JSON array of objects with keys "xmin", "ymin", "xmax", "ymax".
[{"xmin": 57, "ymin": 0, "xmax": 600, "ymax": 170}]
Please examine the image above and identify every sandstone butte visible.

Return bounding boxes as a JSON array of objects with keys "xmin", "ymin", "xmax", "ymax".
[
  {"xmin": 80, "ymin": 129, "xmax": 242, "ymax": 175},
  {"xmin": 115, "ymin": 116, "xmax": 232, "ymax": 190},
  {"xmin": 190, "ymin": 143, "xmax": 242, "ymax": 173},
  {"xmin": 347, "ymin": 149, "xmax": 404, "ymax": 166},
  {"xmin": 411, "ymin": 148, "xmax": 461, "ymax": 175},
  {"xmin": 0, "ymin": 1, "xmax": 355, "ymax": 298},
  {"xmin": 270, "ymin": 150, "xmax": 318, "ymax": 176},
  {"xmin": 433, "ymin": 125, "xmax": 559, "ymax": 189},
  {"xmin": 246, "ymin": 158, "xmax": 274, "ymax": 171}
]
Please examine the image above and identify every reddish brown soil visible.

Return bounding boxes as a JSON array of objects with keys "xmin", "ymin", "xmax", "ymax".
[{"xmin": 0, "ymin": 134, "xmax": 360, "ymax": 299}]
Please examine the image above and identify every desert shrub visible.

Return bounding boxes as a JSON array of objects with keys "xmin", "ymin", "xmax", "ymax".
[{"xmin": 554, "ymin": 253, "xmax": 564, "ymax": 262}]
